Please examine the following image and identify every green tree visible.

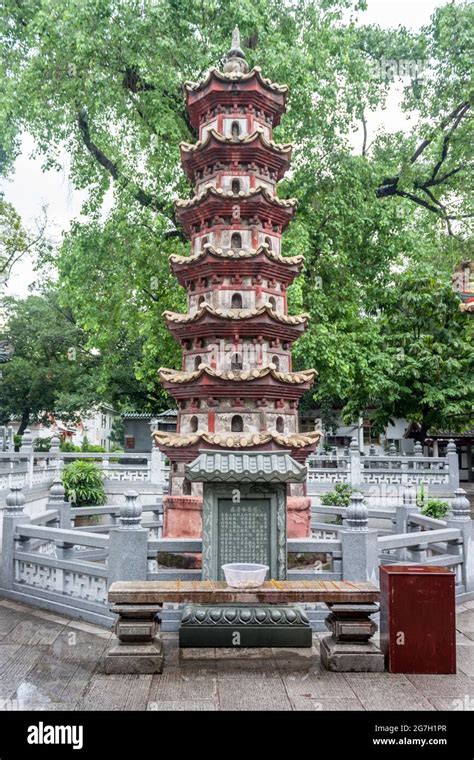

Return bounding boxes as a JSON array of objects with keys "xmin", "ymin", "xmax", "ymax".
[
  {"xmin": 1, "ymin": 0, "xmax": 472, "ymax": 432},
  {"xmin": 0, "ymin": 291, "xmax": 101, "ymax": 433}
]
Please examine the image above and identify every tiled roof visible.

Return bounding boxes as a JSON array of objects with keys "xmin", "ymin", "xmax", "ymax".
[{"xmin": 185, "ymin": 450, "xmax": 307, "ymax": 483}]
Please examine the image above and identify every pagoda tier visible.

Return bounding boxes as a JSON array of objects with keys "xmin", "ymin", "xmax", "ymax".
[
  {"xmin": 183, "ymin": 67, "xmax": 288, "ymax": 133},
  {"xmin": 158, "ymin": 365, "xmax": 315, "ymax": 401},
  {"xmin": 175, "ymin": 185, "xmax": 296, "ymax": 239},
  {"xmin": 180, "ymin": 129, "xmax": 292, "ymax": 187},
  {"xmin": 163, "ymin": 303, "xmax": 308, "ymax": 344},
  {"xmin": 170, "ymin": 244, "xmax": 303, "ymax": 287}
]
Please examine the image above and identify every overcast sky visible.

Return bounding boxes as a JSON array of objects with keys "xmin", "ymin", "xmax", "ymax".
[{"xmin": 1, "ymin": 0, "xmax": 451, "ymax": 298}]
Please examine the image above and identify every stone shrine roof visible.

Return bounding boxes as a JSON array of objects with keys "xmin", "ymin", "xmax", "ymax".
[{"xmin": 185, "ymin": 449, "xmax": 307, "ymax": 483}]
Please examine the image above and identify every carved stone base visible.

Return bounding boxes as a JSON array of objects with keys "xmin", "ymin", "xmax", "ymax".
[
  {"xmin": 320, "ymin": 602, "xmax": 385, "ymax": 672},
  {"xmin": 179, "ymin": 604, "xmax": 313, "ymax": 648},
  {"xmin": 105, "ymin": 639, "xmax": 164, "ymax": 674},
  {"xmin": 320, "ymin": 636, "xmax": 385, "ymax": 672},
  {"xmin": 105, "ymin": 602, "xmax": 163, "ymax": 674}
]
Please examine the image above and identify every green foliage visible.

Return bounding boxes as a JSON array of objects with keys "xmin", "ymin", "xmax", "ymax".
[
  {"xmin": 59, "ymin": 440, "xmax": 81, "ymax": 452},
  {"xmin": 320, "ymin": 482, "xmax": 353, "ymax": 507},
  {"xmin": 417, "ymin": 485, "xmax": 450, "ymax": 519},
  {"xmin": 108, "ymin": 417, "xmax": 125, "ymax": 449},
  {"xmin": 0, "ymin": 1, "xmax": 472, "ymax": 432},
  {"xmin": 420, "ymin": 499, "xmax": 450, "ymax": 520},
  {"xmin": 61, "ymin": 460, "xmax": 106, "ymax": 507},
  {"xmin": 0, "ymin": 290, "xmax": 102, "ymax": 433},
  {"xmin": 80, "ymin": 435, "xmax": 106, "ymax": 453},
  {"xmin": 13, "ymin": 433, "xmax": 21, "ymax": 451},
  {"xmin": 33, "ymin": 437, "xmax": 51, "ymax": 452}
]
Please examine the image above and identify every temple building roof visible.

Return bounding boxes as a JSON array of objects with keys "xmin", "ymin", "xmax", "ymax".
[{"xmin": 158, "ymin": 365, "xmax": 316, "ymax": 386}]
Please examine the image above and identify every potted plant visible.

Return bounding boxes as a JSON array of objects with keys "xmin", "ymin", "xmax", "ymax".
[{"xmin": 61, "ymin": 460, "xmax": 106, "ymax": 527}]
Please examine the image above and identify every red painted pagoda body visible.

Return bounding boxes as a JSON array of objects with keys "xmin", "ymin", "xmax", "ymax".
[{"xmin": 153, "ymin": 29, "xmax": 320, "ymax": 541}]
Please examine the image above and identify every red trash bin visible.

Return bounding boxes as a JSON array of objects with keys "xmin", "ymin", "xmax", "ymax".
[{"xmin": 380, "ymin": 565, "xmax": 456, "ymax": 674}]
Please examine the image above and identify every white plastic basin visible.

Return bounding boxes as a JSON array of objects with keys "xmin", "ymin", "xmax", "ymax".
[{"xmin": 221, "ymin": 563, "xmax": 269, "ymax": 589}]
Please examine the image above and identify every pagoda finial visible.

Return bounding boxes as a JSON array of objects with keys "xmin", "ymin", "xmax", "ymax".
[{"xmin": 223, "ymin": 25, "xmax": 249, "ymax": 74}]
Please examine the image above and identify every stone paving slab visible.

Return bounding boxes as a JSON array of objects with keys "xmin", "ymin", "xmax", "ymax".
[{"xmin": 0, "ymin": 597, "xmax": 473, "ymax": 711}]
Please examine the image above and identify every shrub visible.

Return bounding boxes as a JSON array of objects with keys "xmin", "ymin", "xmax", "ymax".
[
  {"xmin": 320, "ymin": 482, "xmax": 353, "ymax": 507},
  {"xmin": 420, "ymin": 499, "xmax": 450, "ymax": 520},
  {"xmin": 60, "ymin": 440, "xmax": 81, "ymax": 452},
  {"xmin": 61, "ymin": 460, "xmax": 106, "ymax": 507},
  {"xmin": 33, "ymin": 436, "xmax": 51, "ymax": 452}
]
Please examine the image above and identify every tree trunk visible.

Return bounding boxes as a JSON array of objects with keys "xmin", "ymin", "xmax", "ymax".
[{"xmin": 17, "ymin": 408, "xmax": 30, "ymax": 436}]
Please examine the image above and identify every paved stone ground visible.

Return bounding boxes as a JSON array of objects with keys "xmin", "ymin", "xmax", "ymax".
[{"xmin": 0, "ymin": 597, "xmax": 473, "ymax": 711}]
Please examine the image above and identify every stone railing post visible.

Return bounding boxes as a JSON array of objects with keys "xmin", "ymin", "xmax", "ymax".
[
  {"xmin": 19, "ymin": 429, "xmax": 34, "ymax": 488},
  {"xmin": 396, "ymin": 482, "xmax": 419, "ymax": 535},
  {"xmin": 341, "ymin": 492, "xmax": 378, "ymax": 584},
  {"xmin": 107, "ymin": 490, "xmax": 148, "ymax": 587},
  {"xmin": 349, "ymin": 437, "xmax": 361, "ymax": 488},
  {"xmin": 1, "ymin": 485, "xmax": 30, "ymax": 590},
  {"xmin": 47, "ymin": 477, "xmax": 74, "ymax": 559},
  {"xmin": 447, "ymin": 488, "xmax": 473, "ymax": 593},
  {"xmin": 47, "ymin": 477, "xmax": 71, "ymax": 529},
  {"xmin": 447, "ymin": 439, "xmax": 460, "ymax": 490},
  {"xmin": 150, "ymin": 445, "xmax": 163, "ymax": 485}
]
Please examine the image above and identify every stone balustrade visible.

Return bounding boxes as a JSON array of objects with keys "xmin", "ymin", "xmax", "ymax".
[{"xmin": 0, "ymin": 479, "xmax": 472, "ymax": 629}]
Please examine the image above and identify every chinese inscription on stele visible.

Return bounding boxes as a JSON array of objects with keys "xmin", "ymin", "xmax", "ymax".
[{"xmin": 217, "ymin": 498, "xmax": 271, "ymax": 575}]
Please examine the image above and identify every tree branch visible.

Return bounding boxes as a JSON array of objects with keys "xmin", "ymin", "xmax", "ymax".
[
  {"xmin": 376, "ymin": 101, "xmax": 471, "ymax": 218},
  {"xmin": 76, "ymin": 107, "xmax": 185, "ymax": 239}
]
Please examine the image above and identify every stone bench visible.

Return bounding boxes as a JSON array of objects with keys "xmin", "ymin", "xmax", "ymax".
[{"xmin": 105, "ymin": 580, "xmax": 384, "ymax": 673}]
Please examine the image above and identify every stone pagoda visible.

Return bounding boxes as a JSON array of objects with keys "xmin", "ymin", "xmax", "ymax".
[{"xmin": 153, "ymin": 28, "xmax": 320, "ymax": 571}]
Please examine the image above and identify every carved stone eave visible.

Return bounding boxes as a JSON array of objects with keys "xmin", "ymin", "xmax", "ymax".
[
  {"xmin": 176, "ymin": 184, "xmax": 297, "ymax": 211},
  {"xmin": 171, "ymin": 242, "xmax": 303, "ymax": 267},
  {"xmin": 159, "ymin": 365, "xmax": 316, "ymax": 385},
  {"xmin": 153, "ymin": 429, "xmax": 321, "ymax": 452},
  {"xmin": 163, "ymin": 302, "xmax": 308, "ymax": 326}
]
